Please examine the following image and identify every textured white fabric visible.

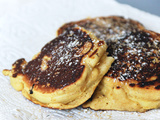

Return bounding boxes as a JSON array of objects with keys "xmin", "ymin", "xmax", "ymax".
[{"xmin": 0, "ymin": 0, "xmax": 160, "ymax": 119}]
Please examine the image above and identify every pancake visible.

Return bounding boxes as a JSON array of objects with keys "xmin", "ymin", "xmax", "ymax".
[
  {"xmin": 58, "ymin": 16, "xmax": 160, "ymax": 112},
  {"xmin": 3, "ymin": 27, "xmax": 114, "ymax": 109},
  {"xmin": 57, "ymin": 16, "xmax": 145, "ymax": 43}
]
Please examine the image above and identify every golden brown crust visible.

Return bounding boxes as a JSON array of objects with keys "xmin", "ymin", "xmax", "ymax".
[
  {"xmin": 106, "ymin": 29, "xmax": 160, "ymax": 87},
  {"xmin": 58, "ymin": 16, "xmax": 160, "ymax": 88},
  {"xmin": 3, "ymin": 27, "xmax": 114, "ymax": 109}
]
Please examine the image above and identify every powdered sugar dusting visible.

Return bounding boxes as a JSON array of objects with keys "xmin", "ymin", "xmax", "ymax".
[
  {"xmin": 22, "ymin": 27, "xmax": 94, "ymax": 89},
  {"xmin": 107, "ymin": 30, "xmax": 160, "ymax": 83}
]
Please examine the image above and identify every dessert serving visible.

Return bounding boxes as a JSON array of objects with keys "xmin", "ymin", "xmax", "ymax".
[
  {"xmin": 58, "ymin": 16, "xmax": 160, "ymax": 112},
  {"xmin": 3, "ymin": 15, "xmax": 160, "ymax": 112},
  {"xmin": 3, "ymin": 27, "xmax": 114, "ymax": 109}
]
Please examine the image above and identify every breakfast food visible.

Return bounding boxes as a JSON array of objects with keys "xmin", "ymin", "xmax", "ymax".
[
  {"xmin": 3, "ymin": 27, "xmax": 114, "ymax": 109},
  {"xmin": 57, "ymin": 16, "xmax": 145, "ymax": 43},
  {"xmin": 58, "ymin": 16, "xmax": 160, "ymax": 112},
  {"xmin": 83, "ymin": 29, "xmax": 160, "ymax": 112}
]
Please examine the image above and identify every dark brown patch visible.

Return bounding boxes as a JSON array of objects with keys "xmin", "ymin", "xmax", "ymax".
[
  {"xmin": 89, "ymin": 49, "xmax": 98, "ymax": 57},
  {"xmin": 98, "ymin": 41, "xmax": 104, "ymax": 46},
  {"xmin": 116, "ymin": 86, "xmax": 120, "ymax": 89},
  {"xmin": 129, "ymin": 83, "xmax": 135, "ymax": 87},
  {"xmin": 12, "ymin": 58, "xmax": 26, "ymax": 77},
  {"xmin": 29, "ymin": 90, "xmax": 33, "ymax": 94},
  {"xmin": 138, "ymin": 81, "xmax": 155, "ymax": 88},
  {"xmin": 29, "ymin": 84, "xmax": 35, "ymax": 94},
  {"xmin": 155, "ymin": 85, "xmax": 160, "ymax": 90}
]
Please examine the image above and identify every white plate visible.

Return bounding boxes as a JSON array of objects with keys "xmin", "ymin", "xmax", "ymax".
[{"xmin": 0, "ymin": 0, "xmax": 160, "ymax": 119}]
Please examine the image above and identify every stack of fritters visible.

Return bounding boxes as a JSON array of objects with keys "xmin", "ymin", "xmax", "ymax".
[
  {"xmin": 3, "ymin": 16, "xmax": 160, "ymax": 112},
  {"xmin": 58, "ymin": 16, "xmax": 160, "ymax": 112}
]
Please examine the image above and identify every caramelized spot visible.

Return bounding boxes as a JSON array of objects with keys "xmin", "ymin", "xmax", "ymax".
[
  {"xmin": 98, "ymin": 41, "xmax": 104, "ymax": 46},
  {"xmin": 138, "ymin": 81, "xmax": 155, "ymax": 87},
  {"xmin": 89, "ymin": 49, "xmax": 98, "ymax": 57},
  {"xmin": 116, "ymin": 86, "xmax": 120, "ymax": 89},
  {"xmin": 12, "ymin": 58, "xmax": 26, "ymax": 77},
  {"xmin": 155, "ymin": 85, "xmax": 160, "ymax": 90},
  {"xmin": 129, "ymin": 83, "xmax": 135, "ymax": 87}
]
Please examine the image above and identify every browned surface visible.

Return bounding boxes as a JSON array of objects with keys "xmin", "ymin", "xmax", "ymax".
[
  {"xmin": 12, "ymin": 28, "xmax": 99, "ymax": 92},
  {"xmin": 58, "ymin": 16, "xmax": 160, "ymax": 89},
  {"xmin": 107, "ymin": 30, "xmax": 160, "ymax": 89}
]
